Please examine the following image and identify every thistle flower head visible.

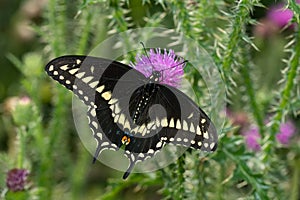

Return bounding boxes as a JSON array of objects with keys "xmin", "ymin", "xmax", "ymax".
[
  {"xmin": 276, "ymin": 121, "xmax": 296, "ymax": 145},
  {"xmin": 243, "ymin": 126, "xmax": 261, "ymax": 152},
  {"xmin": 267, "ymin": 1, "xmax": 300, "ymax": 29},
  {"xmin": 267, "ymin": 4, "xmax": 293, "ymax": 28},
  {"xmin": 132, "ymin": 48, "xmax": 185, "ymax": 88},
  {"xmin": 6, "ymin": 168, "xmax": 29, "ymax": 192}
]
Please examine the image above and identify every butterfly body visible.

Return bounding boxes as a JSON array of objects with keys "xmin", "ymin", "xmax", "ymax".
[{"xmin": 45, "ymin": 55, "xmax": 218, "ymax": 179}]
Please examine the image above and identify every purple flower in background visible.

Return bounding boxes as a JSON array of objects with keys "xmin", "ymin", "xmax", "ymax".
[
  {"xmin": 267, "ymin": 1, "xmax": 300, "ymax": 29},
  {"xmin": 243, "ymin": 126, "xmax": 261, "ymax": 151},
  {"xmin": 276, "ymin": 121, "xmax": 296, "ymax": 145},
  {"xmin": 267, "ymin": 4, "xmax": 293, "ymax": 28},
  {"xmin": 6, "ymin": 168, "xmax": 29, "ymax": 192},
  {"xmin": 133, "ymin": 48, "xmax": 185, "ymax": 88},
  {"xmin": 253, "ymin": 1, "xmax": 300, "ymax": 37},
  {"xmin": 226, "ymin": 108, "xmax": 249, "ymax": 129}
]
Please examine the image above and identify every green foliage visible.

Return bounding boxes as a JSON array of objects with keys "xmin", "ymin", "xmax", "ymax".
[{"xmin": 0, "ymin": 0, "xmax": 299, "ymax": 199}]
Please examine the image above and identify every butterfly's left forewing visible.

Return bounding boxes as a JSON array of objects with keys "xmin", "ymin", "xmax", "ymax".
[{"xmin": 45, "ymin": 55, "xmax": 148, "ymax": 161}]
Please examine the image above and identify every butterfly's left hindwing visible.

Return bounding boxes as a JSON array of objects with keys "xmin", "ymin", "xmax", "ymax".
[{"xmin": 45, "ymin": 55, "xmax": 218, "ymax": 180}]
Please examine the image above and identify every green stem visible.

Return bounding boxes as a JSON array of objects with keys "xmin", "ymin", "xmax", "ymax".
[
  {"xmin": 240, "ymin": 48, "xmax": 264, "ymax": 136},
  {"xmin": 221, "ymin": 0, "xmax": 256, "ymax": 85},
  {"xmin": 38, "ymin": 1, "xmax": 68, "ymax": 199},
  {"xmin": 291, "ymin": 158, "xmax": 300, "ymax": 200},
  {"xmin": 17, "ymin": 126, "xmax": 26, "ymax": 169},
  {"xmin": 48, "ymin": 0, "xmax": 66, "ymax": 56},
  {"xmin": 175, "ymin": 154, "xmax": 185, "ymax": 200},
  {"xmin": 77, "ymin": 11, "xmax": 93, "ymax": 54},
  {"xmin": 265, "ymin": 28, "xmax": 300, "ymax": 148},
  {"xmin": 71, "ymin": 144, "xmax": 90, "ymax": 200}
]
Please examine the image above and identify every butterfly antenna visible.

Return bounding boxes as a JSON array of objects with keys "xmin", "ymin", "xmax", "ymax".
[
  {"xmin": 160, "ymin": 60, "xmax": 188, "ymax": 73},
  {"xmin": 140, "ymin": 42, "xmax": 155, "ymax": 72}
]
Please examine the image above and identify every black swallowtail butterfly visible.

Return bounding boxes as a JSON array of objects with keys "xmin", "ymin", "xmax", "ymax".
[{"xmin": 45, "ymin": 53, "xmax": 218, "ymax": 179}]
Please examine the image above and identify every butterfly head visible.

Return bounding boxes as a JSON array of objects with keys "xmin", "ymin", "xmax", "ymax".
[{"xmin": 149, "ymin": 70, "xmax": 161, "ymax": 82}]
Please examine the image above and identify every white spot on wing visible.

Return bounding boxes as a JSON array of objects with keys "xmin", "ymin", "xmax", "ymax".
[
  {"xmin": 138, "ymin": 153, "xmax": 145, "ymax": 158},
  {"xmin": 131, "ymin": 154, "xmax": 135, "ymax": 162},
  {"xmin": 49, "ymin": 65, "xmax": 54, "ymax": 71},
  {"xmin": 176, "ymin": 119, "xmax": 181, "ymax": 129},
  {"xmin": 203, "ymin": 131, "xmax": 209, "ymax": 139},
  {"xmin": 169, "ymin": 118, "xmax": 175, "ymax": 128},
  {"xmin": 101, "ymin": 142, "xmax": 109, "ymax": 147},
  {"xmin": 118, "ymin": 114, "xmax": 125, "ymax": 125},
  {"xmin": 60, "ymin": 64, "xmax": 68, "ymax": 70},
  {"xmin": 89, "ymin": 81, "xmax": 98, "ymax": 88},
  {"xmin": 90, "ymin": 109, "xmax": 96, "ymax": 117},
  {"xmin": 138, "ymin": 125, "xmax": 146, "ymax": 134},
  {"xmin": 156, "ymin": 117, "xmax": 160, "ymax": 127},
  {"xmin": 161, "ymin": 117, "xmax": 168, "ymax": 127},
  {"xmin": 198, "ymin": 141, "xmax": 202, "ymax": 146},
  {"xmin": 196, "ymin": 126, "xmax": 202, "ymax": 135},
  {"xmin": 114, "ymin": 114, "xmax": 120, "ymax": 123},
  {"xmin": 114, "ymin": 103, "xmax": 121, "ymax": 114},
  {"xmin": 69, "ymin": 68, "xmax": 79, "ymax": 75},
  {"xmin": 102, "ymin": 91, "xmax": 112, "ymax": 101},
  {"xmin": 182, "ymin": 120, "xmax": 188, "ymax": 131},
  {"xmin": 92, "ymin": 121, "xmax": 98, "ymax": 129},
  {"xmin": 82, "ymin": 76, "xmax": 93, "ymax": 83},
  {"xmin": 190, "ymin": 123, "xmax": 195, "ymax": 133},
  {"xmin": 187, "ymin": 112, "xmax": 194, "ymax": 119},
  {"xmin": 75, "ymin": 72, "xmax": 85, "ymax": 79},
  {"xmin": 210, "ymin": 142, "xmax": 215, "ymax": 149},
  {"xmin": 146, "ymin": 121, "xmax": 154, "ymax": 130},
  {"xmin": 147, "ymin": 149, "xmax": 154, "ymax": 154},
  {"xmin": 156, "ymin": 141, "xmax": 163, "ymax": 148},
  {"xmin": 96, "ymin": 85, "xmax": 105, "ymax": 93},
  {"xmin": 123, "ymin": 118, "xmax": 131, "ymax": 130},
  {"xmin": 91, "ymin": 65, "xmax": 95, "ymax": 73},
  {"xmin": 96, "ymin": 132, "xmax": 102, "ymax": 140}
]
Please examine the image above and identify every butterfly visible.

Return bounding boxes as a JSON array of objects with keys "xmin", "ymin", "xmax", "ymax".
[{"xmin": 45, "ymin": 51, "xmax": 218, "ymax": 179}]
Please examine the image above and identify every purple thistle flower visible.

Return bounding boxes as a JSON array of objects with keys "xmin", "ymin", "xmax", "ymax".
[
  {"xmin": 6, "ymin": 168, "xmax": 29, "ymax": 192},
  {"xmin": 276, "ymin": 121, "xmax": 296, "ymax": 145},
  {"xmin": 243, "ymin": 126, "xmax": 261, "ymax": 151},
  {"xmin": 132, "ymin": 48, "xmax": 185, "ymax": 88},
  {"xmin": 267, "ymin": 1, "xmax": 300, "ymax": 29}
]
